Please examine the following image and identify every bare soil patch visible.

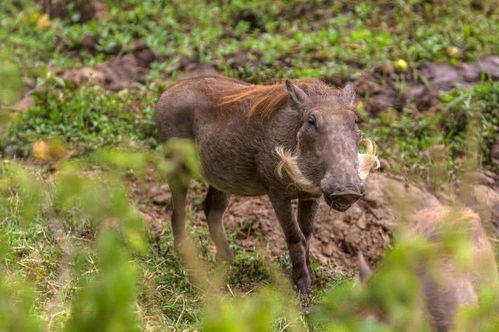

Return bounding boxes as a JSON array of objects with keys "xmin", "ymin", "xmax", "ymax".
[
  {"xmin": 349, "ymin": 55, "xmax": 499, "ymax": 114},
  {"xmin": 129, "ymin": 167, "xmax": 499, "ymax": 274},
  {"xmin": 55, "ymin": 43, "xmax": 163, "ymax": 91},
  {"xmin": 129, "ymin": 170, "xmax": 499, "ymax": 274},
  {"xmin": 53, "ymin": 50, "xmax": 498, "ymax": 118},
  {"xmin": 39, "ymin": 0, "xmax": 107, "ymax": 23}
]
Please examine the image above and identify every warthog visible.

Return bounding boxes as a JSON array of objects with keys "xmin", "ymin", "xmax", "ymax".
[
  {"xmin": 156, "ymin": 75, "xmax": 378, "ymax": 293},
  {"xmin": 358, "ymin": 207, "xmax": 499, "ymax": 331}
]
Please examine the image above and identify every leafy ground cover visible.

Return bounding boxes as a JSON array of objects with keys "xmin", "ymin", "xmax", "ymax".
[{"xmin": 0, "ymin": 0, "xmax": 498, "ymax": 330}]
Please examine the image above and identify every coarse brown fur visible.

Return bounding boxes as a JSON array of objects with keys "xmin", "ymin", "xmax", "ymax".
[
  {"xmin": 156, "ymin": 75, "xmax": 376, "ymax": 293},
  {"xmin": 218, "ymin": 79, "xmax": 352, "ymax": 118},
  {"xmin": 410, "ymin": 207, "xmax": 498, "ymax": 332},
  {"xmin": 358, "ymin": 206, "xmax": 498, "ymax": 331}
]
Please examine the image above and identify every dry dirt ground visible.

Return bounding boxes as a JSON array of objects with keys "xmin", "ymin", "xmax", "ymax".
[{"xmin": 130, "ymin": 168, "xmax": 498, "ymax": 274}]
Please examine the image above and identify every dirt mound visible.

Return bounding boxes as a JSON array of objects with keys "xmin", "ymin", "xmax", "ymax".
[
  {"xmin": 470, "ymin": 185, "xmax": 499, "ymax": 233},
  {"xmin": 148, "ymin": 54, "xmax": 499, "ymax": 115},
  {"xmin": 56, "ymin": 43, "xmax": 162, "ymax": 91},
  {"xmin": 133, "ymin": 171, "xmax": 499, "ymax": 274},
  {"xmin": 52, "ymin": 47, "xmax": 498, "ymax": 108},
  {"xmin": 39, "ymin": 0, "xmax": 107, "ymax": 23},
  {"xmin": 351, "ymin": 56, "xmax": 499, "ymax": 114},
  {"xmin": 131, "ymin": 169, "xmax": 499, "ymax": 274},
  {"xmin": 223, "ymin": 173, "xmax": 441, "ymax": 272}
]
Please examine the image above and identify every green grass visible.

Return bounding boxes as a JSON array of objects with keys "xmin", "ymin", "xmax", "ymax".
[
  {"xmin": 363, "ymin": 81, "xmax": 499, "ymax": 179},
  {"xmin": 2, "ymin": 1, "xmax": 498, "ymax": 79},
  {"xmin": 1, "ymin": 0, "xmax": 498, "ymax": 330},
  {"xmin": 3, "ymin": 76, "xmax": 160, "ymax": 157}
]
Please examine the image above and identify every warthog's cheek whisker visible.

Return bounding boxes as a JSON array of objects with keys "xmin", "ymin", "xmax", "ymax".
[{"xmin": 275, "ymin": 146, "xmax": 321, "ymax": 195}]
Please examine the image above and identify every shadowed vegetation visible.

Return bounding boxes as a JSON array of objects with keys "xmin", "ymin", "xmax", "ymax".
[{"xmin": 0, "ymin": 0, "xmax": 498, "ymax": 330}]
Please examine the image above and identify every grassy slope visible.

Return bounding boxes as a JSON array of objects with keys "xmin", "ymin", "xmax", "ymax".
[{"xmin": 1, "ymin": 0, "xmax": 498, "ymax": 330}]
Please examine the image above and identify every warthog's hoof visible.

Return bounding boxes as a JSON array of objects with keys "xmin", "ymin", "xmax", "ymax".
[
  {"xmin": 173, "ymin": 238, "xmax": 186, "ymax": 253},
  {"xmin": 216, "ymin": 248, "xmax": 234, "ymax": 262},
  {"xmin": 307, "ymin": 266, "xmax": 316, "ymax": 284},
  {"xmin": 293, "ymin": 270, "xmax": 312, "ymax": 294}
]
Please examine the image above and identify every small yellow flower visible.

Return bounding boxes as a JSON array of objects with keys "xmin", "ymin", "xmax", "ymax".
[
  {"xmin": 36, "ymin": 13, "xmax": 51, "ymax": 29},
  {"xmin": 394, "ymin": 59, "xmax": 408, "ymax": 71},
  {"xmin": 33, "ymin": 139, "xmax": 67, "ymax": 162},
  {"xmin": 446, "ymin": 46, "xmax": 461, "ymax": 58},
  {"xmin": 33, "ymin": 140, "xmax": 50, "ymax": 161},
  {"xmin": 356, "ymin": 101, "xmax": 364, "ymax": 111}
]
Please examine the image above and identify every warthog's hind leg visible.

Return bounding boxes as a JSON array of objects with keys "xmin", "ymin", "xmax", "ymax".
[
  {"xmin": 169, "ymin": 179, "xmax": 189, "ymax": 251},
  {"xmin": 203, "ymin": 186, "xmax": 233, "ymax": 261}
]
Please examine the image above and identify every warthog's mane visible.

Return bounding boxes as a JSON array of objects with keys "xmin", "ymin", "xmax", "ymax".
[
  {"xmin": 275, "ymin": 138, "xmax": 380, "ymax": 195},
  {"xmin": 218, "ymin": 79, "xmax": 350, "ymax": 117}
]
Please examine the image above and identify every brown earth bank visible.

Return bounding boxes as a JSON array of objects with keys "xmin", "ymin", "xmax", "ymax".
[
  {"xmin": 54, "ymin": 42, "xmax": 163, "ymax": 91},
  {"xmin": 130, "ymin": 170, "xmax": 498, "ymax": 274},
  {"xmin": 38, "ymin": 0, "xmax": 107, "ymax": 23},
  {"xmin": 51, "ymin": 45, "xmax": 499, "ymax": 115},
  {"xmin": 349, "ymin": 55, "xmax": 499, "ymax": 114}
]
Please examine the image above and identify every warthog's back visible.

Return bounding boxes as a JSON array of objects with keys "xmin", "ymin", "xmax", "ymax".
[
  {"xmin": 156, "ymin": 76, "xmax": 250, "ymax": 142},
  {"xmin": 155, "ymin": 76, "xmax": 286, "ymax": 196}
]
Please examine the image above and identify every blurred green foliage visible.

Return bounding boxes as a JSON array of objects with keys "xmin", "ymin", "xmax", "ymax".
[
  {"xmin": 0, "ymin": 0, "xmax": 498, "ymax": 331},
  {"xmin": 201, "ymin": 288, "xmax": 291, "ymax": 332},
  {"xmin": 3, "ymin": 73, "xmax": 159, "ymax": 157},
  {"xmin": 0, "ymin": 59, "xmax": 21, "ymax": 136},
  {"xmin": 312, "ymin": 227, "xmax": 498, "ymax": 332},
  {"xmin": 0, "ymin": 141, "xmax": 202, "ymax": 330},
  {"xmin": 0, "ymin": 60, "xmax": 21, "ymax": 106},
  {"xmin": 64, "ymin": 231, "xmax": 139, "ymax": 332}
]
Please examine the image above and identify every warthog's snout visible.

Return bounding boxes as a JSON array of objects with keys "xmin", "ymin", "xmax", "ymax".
[{"xmin": 324, "ymin": 187, "xmax": 363, "ymax": 211}]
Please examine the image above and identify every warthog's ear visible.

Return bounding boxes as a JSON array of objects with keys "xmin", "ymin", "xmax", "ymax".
[
  {"xmin": 342, "ymin": 83, "xmax": 356, "ymax": 106},
  {"xmin": 285, "ymin": 80, "xmax": 309, "ymax": 110},
  {"xmin": 357, "ymin": 251, "xmax": 372, "ymax": 283}
]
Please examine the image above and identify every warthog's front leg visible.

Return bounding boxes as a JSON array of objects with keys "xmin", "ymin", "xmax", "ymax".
[
  {"xmin": 268, "ymin": 191, "xmax": 311, "ymax": 294},
  {"xmin": 297, "ymin": 198, "xmax": 319, "ymax": 282}
]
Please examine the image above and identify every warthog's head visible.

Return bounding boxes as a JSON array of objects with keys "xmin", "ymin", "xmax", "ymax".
[{"xmin": 276, "ymin": 80, "xmax": 379, "ymax": 211}]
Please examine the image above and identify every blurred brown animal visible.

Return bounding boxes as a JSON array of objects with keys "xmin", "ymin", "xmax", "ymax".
[
  {"xmin": 156, "ymin": 75, "xmax": 378, "ymax": 293},
  {"xmin": 358, "ymin": 206, "xmax": 498, "ymax": 331}
]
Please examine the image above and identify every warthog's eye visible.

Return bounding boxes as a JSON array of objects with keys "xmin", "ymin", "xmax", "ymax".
[{"xmin": 307, "ymin": 114, "xmax": 316, "ymax": 126}]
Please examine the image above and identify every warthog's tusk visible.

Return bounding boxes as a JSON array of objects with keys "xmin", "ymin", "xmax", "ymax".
[{"xmin": 358, "ymin": 137, "xmax": 380, "ymax": 182}]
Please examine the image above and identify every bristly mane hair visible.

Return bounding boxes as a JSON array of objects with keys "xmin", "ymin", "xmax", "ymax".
[{"xmin": 218, "ymin": 79, "xmax": 341, "ymax": 117}]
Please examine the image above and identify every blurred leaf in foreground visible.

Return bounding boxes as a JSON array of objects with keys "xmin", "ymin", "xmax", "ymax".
[
  {"xmin": 0, "ymin": 59, "xmax": 21, "ymax": 138},
  {"xmin": 64, "ymin": 231, "xmax": 139, "ymax": 332}
]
